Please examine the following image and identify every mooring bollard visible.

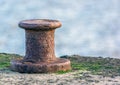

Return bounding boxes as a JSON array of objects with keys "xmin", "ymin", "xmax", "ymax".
[{"xmin": 11, "ymin": 19, "xmax": 71, "ymax": 73}]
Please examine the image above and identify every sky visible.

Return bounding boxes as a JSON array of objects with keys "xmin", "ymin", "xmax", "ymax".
[{"xmin": 0, "ymin": 0, "xmax": 120, "ymax": 58}]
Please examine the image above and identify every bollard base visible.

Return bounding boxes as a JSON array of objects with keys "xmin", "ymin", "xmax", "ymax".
[{"xmin": 10, "ymin": 58, "xmax": 71, "ymax": 73}]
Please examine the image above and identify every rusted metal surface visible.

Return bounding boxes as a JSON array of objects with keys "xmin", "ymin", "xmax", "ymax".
[{"xmin": 11, "ymin": 19, "xmax": 71, "ymax": 73}]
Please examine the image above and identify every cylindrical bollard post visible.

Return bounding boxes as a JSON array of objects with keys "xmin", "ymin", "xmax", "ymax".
[{"xmin": 11, "ymin": 19, "xmax": 71, "ymax": 73}]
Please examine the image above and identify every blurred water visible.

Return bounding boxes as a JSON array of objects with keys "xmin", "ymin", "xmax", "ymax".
[{"xmin": 0, "ymin": 0, "xmax": 120, "ymax": 58}]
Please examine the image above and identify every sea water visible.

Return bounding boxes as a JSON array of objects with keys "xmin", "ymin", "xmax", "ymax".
[{"xmin": 0, "ymin": 0, "xmax": 120, "ymax": 58}]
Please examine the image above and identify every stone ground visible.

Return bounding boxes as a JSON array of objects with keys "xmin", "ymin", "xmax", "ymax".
[
  {"xmin": 1, "ymin": 54, "xmax": 120, "ymax": 85},
  {"xmin": 0, "ymin": 69, "xmax": 120, "ymax": 85}
]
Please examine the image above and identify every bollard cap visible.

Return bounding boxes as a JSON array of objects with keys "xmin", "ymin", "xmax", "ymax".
[{"xmin": 19, "ymin": 19, "xmax": 62, "ymax": 30}]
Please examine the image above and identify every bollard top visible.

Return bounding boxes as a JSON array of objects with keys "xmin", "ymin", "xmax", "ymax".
[{"xmin": 19, "ymin": 19, "xmax": 62, "ymax": 30}]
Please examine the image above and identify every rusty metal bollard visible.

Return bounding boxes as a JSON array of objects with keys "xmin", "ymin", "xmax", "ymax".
[{"xmin": 11, "ymin": 19, "xmax": 71, "ymax": 73}]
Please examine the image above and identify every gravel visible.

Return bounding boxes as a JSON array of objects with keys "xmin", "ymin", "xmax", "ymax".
[{"xmin": 0, "ymin": 69, "xmax": 120, "ymax": 85}]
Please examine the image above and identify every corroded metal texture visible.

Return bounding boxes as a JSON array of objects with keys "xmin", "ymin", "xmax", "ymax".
[
  {"xmin": 11, "ymin": 19, "xmax": 71, "ymax": 73},
  {"xmin": 25, "ymin": 30, "xmax": 56, "ymax": 62},
  {"xmin": 11, "ymin": 58, "xmax": 71, "ymax": 73}
]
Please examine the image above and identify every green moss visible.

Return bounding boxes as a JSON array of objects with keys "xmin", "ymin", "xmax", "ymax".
[
  {"xmin": 71, "ymin": 63, "xmax": 88, "ymax": 70},
  {"xmin": 0, "ymin": 53, "xmax": 120, "ymax": 77},
  {"xmin": 0, "ymin": 53, "xmax": 22, "ymax": 69},
  {"xmin": 56, "ymin": 70, "xmax": 71, "ymax": 74},
  {"xmin": 60, "ymin": 55, "xmax": 120, "ymax": 76}
]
